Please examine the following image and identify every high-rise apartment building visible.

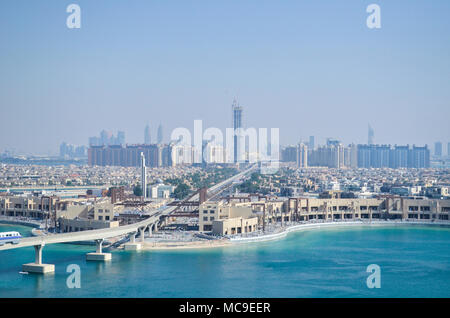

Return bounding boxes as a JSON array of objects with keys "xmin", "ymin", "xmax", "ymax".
[
  {"xmin": 357, "ymin": 144, "xmax": 390, "ymax": 168},
  {"xmin": 410, "ymin": 145, "xmax": 430, "ymax": 168},
  {"xmin": 309, "ymin": 143, "xmax": 344, "ymax": 168},
  {"xmin": 88, "ymin": 144, "xmax": 172, "ymax": 167},
  {"xmin": 308, "ymin": 136, "xmax": 315, "ymax": 150},
  {"xmin": 117, "ymin": 131, "xmax": 125, "ymax": 145},
  {"xmin": 434, "ymin": 142, "xmax": 442, "ymax": 157},
  {"xmin": 89, "ymin": 130, "xmax": 125, "ymax": 147},
  {"xmin": 297, "ymin": 143, "xmax": 308, "ymax": 168},
  {"xmin": 59, "ymin": 142, "xmax": 87, "ymax": 158},
  {"xmin": 281, "ymin": 146, "xmax": 297, "ymax": 162},
  {"xmin": 390, "ymin": 145, "xmax": 409, "ymax": 168},
  {"xmin": 356, "ymin": 144, "xmax": 430, "ymax": 168}
]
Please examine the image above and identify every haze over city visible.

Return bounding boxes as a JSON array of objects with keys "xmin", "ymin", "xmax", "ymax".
[{"xmin": 1, "ymin": 0, "xmax": 449, "ymax": 155}]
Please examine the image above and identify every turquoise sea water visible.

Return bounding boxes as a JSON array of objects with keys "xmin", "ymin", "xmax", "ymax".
[{"xmin": 0, "ymin": 223, "xmax": 449, "ymax": 298}]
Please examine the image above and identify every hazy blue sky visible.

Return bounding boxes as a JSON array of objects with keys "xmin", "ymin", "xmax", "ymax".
[{"xmin": 1, "ymin": 0, "xmax": 449, "ymax": 155}]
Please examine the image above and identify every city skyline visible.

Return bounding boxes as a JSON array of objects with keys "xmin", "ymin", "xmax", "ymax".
[
  {"xmin": 4, "ymin": 119, "xmax": 450, "ymax": 158},
  {"xmin": 1, "ymin": 1, "xmax": 449, "ymax": 155}
]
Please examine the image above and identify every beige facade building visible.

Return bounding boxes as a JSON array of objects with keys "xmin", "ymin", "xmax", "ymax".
[
  {"xmin": 285, "ymin": 197, "xmax": 450, "ymax": 221},
  {"xmin": 199, "ymin": 200, "xmax": 259, "ymax": 235},
  {"xmin": 59, "ymin": 218, "xmax": 119, "ymax": 233},
  {"xmin": 0, "ymin": 194, "xmax": 123, "ymax": 232},
  {"xmin": 199, "ymin": 195, "xmax": 450, "ymax": 236},
  {"xmin": 212, "ymin": 216, "xmax": 258, "ymax": 235},
  {"xmin": 93, "ymin": 202, "xmax": 116, "ymax": 222}
]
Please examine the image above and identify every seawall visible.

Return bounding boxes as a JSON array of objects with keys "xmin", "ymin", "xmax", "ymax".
[{"xmin": 230, "ymin": 220, "xmax": 450, "ymax": 244}]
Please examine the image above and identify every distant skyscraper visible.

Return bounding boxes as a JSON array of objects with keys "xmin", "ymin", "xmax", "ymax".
[
  {"xmin": 309, "ymin": 136, "xmax": 315, "ymax": 150},
  {"xmin": 232, "ymin": 99, "xmax": 243, "ymax": 163},
  {"xmin": 448, "ymin": 142, "xmax": 450, "ymax": 157},
  {"xmin": 281, "ymin": 146, "xmax": 297, "ymax": 162},
  {"xmin": 434, "ymin": 141, "xmax": 442, "ymax": 157},
  {"xmin": 326, "ymin": 138, "xmax": 340, "ymax": 147},
  {"xmin": 368, "ymin": 124, "xmax": 374, "ymax": 145},
  {"xmin": 100, "ymin": 130, "xmax": 112, "ymax": 146},
  {"xmin": 89, "ymin": 137, "xmax": 99, "ymax": 146},
  {"xmin": 89, "ymin": 130, "xmax": 124, "ymax": 146},
  {"xmin": 141, "ymin": 152, "xmax": 147, "ymax": 198},
  {"xmin": 157, "ymin": 123, "xmax": 163, "ymax": 144},
  {"xmin": 117, "ymin": 131, "xmax": 125, "ymax": 145},
  {"xmin": 355, "ymin": 144, "xmax": 430, "ymax": 168},
  {"xmin": 297, "ymin": 143, "xmax": 308, "ymax": 168},
  {"xmin": 309, "ymin": 143, "xmax": 344, "ymax": 168},
  {"xmin": 391, "ymin": 145, "xmax": 409, "ymax": 168},
  {"xmin": 144, "ymin": 124, "xmax": 151, "ymax": 144},
  {"xmin": 410, "ymin": 145, "xmax": 430, "ymax": 168}
]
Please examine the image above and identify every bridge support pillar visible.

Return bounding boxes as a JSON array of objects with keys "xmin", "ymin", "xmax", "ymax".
[
  {"xmin": 124, "ymin": 232, "xmax": 141, "ymax": 251},
  {"xmin": 86, "ymin": 239, "xmax": 112, "ymax": 261},
  {"xmin": 22, "ymin": 244, "xmax": 55, "ymax": 274},
  {"xmin": 139, "ymin": 227, "xmax": 145, "ymax": 243},
  {"xmin": 147, "ymin": 225, "xmax": 152, "ymax": 237}
]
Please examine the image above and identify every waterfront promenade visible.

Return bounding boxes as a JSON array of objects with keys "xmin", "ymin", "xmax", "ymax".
[
  {"xmin": 133, "ymin": 219, "xmax": 450, "ymax": 251},
  {"xmin": 229, "ymin": 219, "xmax": 450, "ymax": 244}
]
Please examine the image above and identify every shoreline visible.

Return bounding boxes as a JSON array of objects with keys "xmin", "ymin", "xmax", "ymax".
[
  {"xmin": 0, "ymin": 217, "xmax": 42, "ymax": 229},
  {"xmin": 2, "ymin": 218, "xmax": 449, "ymax": 251},
  {"xmin": 141, "ymin": 239, "xmax": 232, "ymax": 250},
  {"xmin": 139, "ymin": 220, "xmax": 450, "ymax": 251},
  {"xmin": 230, "ymin": 220, "xmax": 450, "ymax": 244}
]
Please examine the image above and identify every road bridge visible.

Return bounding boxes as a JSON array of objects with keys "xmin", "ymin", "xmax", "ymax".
[{"xmin": 0, "ymin": 165, "xmax": 256, "ymax": 273}]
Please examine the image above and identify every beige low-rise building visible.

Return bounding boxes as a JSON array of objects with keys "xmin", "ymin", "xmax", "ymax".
[
  {"xmin": 59, "ymin": 218, "xmax": 119, "ymax": 232},
  {"xmin": 212, "ymin": 216, "xmax": 258, "ymax": 235},
  {"xmin": 200, "ymin": 195, "xmax": 450, "ymax": 236},
  {"xmin": 285, "ymin": 197, "xmax": 450, "ymax": 221},
  {"xmin": 199, "ymin": 200, "xmax": 259, "ymax": 234},
  {"xmin": 93, "ymin": 202, "xmax": 116, "ymax": 222}
]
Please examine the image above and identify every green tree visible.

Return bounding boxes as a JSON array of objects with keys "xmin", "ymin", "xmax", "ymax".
[
  {"xmin": 133, "ymin": 184, "xmax": 143, "ymax": 197},
  {"xmin": 250, "ymin": 172, "xmax": 260, "ymax": 182},
  {"xmin": 173, "ymin": 183, "xmax": 190, "ymax": 200}
]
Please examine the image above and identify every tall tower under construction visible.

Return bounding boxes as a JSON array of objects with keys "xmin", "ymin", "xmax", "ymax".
[{"xmin": 232, "ymin": 99, "xmax": 243, "ymax": 163}]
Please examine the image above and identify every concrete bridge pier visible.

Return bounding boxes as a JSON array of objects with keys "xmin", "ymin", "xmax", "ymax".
[
  {"xmin": 147, "ymin": 224, "xmax": 152, "ymax": 237},
  {"xmin": 86, "ymin": 239, "xmax": 112, "ymax": 261},
  {"xmin": 139, "ymin": 227, "xmax": 145, "ymax": 243},
  {"xmin": 22, "ymin": 243, "xmax": 55, "ymax": 274},
  {"xmin": 124, "ymin": 231, "xmax": 141, "ymax": 251}
]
